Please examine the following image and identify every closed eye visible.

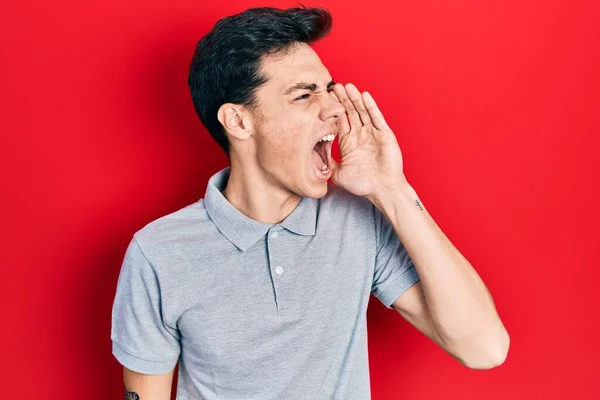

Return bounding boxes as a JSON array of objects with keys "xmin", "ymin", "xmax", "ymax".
[
  {"xmin": 294, "ymin": 86, "xmax": 335, "ymax": 102},
  {"xmin": 294, "ymin": 93, "xmax": 310, "ymax": 101}
]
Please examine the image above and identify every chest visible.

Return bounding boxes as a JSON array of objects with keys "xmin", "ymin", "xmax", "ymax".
[{"xmin": 171, "ymin": 229, "xmax": 376, "ymax": 360}]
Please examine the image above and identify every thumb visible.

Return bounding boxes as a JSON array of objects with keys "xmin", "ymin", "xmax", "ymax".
[{"xmin": 328, "ymin": 156, "xmax": 342, "ymax": 186}]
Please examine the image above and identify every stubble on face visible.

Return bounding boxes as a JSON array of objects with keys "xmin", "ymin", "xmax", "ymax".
[{"xmin": 246, "ymin": 44, "xmax": 337, "ymax": 198}]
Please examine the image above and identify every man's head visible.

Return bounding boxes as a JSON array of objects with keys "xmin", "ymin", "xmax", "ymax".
[{"xmin": 188, "ymin": 7, "xmax": 345, "ymax": 199}]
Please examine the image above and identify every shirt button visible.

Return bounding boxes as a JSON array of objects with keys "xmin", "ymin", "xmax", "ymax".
[
  {"xmin": 271, "ymin": 232, "xmax": 279, "ymax": 239},
  {"xmin": 275, "ymin": 266, "xmax": 283, "ymax": 274}
]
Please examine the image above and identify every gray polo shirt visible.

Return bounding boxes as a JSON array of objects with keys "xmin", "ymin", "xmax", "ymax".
[{"xmin": 111, "ymin": 167, "xmax": 420, "ymax": 399}]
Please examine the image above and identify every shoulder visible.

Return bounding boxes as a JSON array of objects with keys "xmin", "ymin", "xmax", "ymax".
[
  {"xmin": 134, "ymin": 200, "xmax": 209, "ymax": 242},
  {"xmin": 320, "ymin": 184, "xmax": 375, "ymax": 218},
  {"xmin": 317, "ymin": 184, "xmax": 377, "ymax": 234},
  {"xmin": 131, "ymin": 199, "xmax": 222, "ymax": 270}
]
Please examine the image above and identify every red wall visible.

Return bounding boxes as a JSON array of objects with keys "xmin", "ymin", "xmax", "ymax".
[{"xmin": 2, "ymin": 0, "xmax": 599, "ymax": 398}]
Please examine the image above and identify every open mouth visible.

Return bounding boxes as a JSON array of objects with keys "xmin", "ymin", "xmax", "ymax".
[{"xmin": 311, "ymin": 133, "xmax": 336, "ymax": 175}]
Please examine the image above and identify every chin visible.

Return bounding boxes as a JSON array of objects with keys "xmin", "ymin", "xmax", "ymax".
[{"xmin": 302, "ymin": 180, "xmax": 329, "ymax": 199}]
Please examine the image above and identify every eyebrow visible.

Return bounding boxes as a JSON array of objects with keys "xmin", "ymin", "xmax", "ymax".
[{"xmin": 283, "ymin": 79, "xmax": 336, "ymax": 95}]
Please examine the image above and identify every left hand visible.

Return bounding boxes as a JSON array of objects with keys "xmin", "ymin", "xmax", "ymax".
[{"xmin": 330, "ymin": 83, "xmax": 407, "ymax": 199}]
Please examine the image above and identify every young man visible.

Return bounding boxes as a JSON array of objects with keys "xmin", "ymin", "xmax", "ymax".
[{"xmin": 111, "ymin": 6, "xmax": 509, "ymax": 400}]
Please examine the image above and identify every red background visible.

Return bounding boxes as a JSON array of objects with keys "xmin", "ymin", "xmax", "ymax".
[{"xmin": 1, "ymin": 0, "xmax": 599, "ymax": 398}]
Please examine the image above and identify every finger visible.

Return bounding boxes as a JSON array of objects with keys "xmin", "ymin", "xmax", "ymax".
[
  {"xmin": 362, "ymin": 91, "xmax": 390, "ymax": 131},
  {"xmin": 328, "ymin": 156, "xmax": 342, "ymax": 186},
  {"xmin": 338, "ymin": 111, "xmax": 351, "ymax": 139},
  {"xmin": 329, "ymin": 88, "xmax": 340, "ymax": 103},
  {"xmin": 328, "ymin": 89, "xmax": 351, "ymax": 138},
  {"xmin": 333, "ymin": 83, "xmax": 362, "ymax": 131},
  {"xmin": 345, "ymin": 83, "xmax": 372, "ymax": 126}
]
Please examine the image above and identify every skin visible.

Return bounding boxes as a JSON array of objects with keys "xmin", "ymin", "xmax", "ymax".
[
  {"xmin": 219, "ymin": 42, "xmax": 345, "ymax": 223},
  {"xmin": 123, "ymin": 367, "xmax": 174, "ymax": 400}
]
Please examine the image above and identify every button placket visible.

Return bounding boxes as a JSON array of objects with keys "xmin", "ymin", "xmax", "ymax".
[
  {"xmin": 267, "ymin": 227, "xmax": 283, "ymax": 311},
  {"xmin": 267, "ymin": 227, "xmax": 293, "ymax": 313}
]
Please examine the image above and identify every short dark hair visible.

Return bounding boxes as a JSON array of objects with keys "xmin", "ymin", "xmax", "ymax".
[{"xmin": 187, "ymin": 6, "xmax": 333, "ymax": 156}]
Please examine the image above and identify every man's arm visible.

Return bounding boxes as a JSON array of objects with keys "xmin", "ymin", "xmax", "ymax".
[
  {"xmin": 112, "ymin": 238, "xmax": 181, "ymax": 398},
  {"xmin": 329, "ymin": 82, "xmax": 509, "ymax": 370},
  {"xmin": 389, "ymin": 282, "xmax": 473, "ymax": 367},
  {"xmin": 123, "ymin": 367, "xmax": 175, "ymax": 400},
  {"xmin": 373, "ymin": 181, "xmax": 510, "ymax": 370}
]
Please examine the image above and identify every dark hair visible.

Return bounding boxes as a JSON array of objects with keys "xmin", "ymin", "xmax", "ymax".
[{"xmin": 187, "ymin": 6, "xmax": 333, "ymax": 156}]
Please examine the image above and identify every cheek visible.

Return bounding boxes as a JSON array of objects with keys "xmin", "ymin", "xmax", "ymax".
[
  {"xmin": 269, "ymin": 124, "xmax": 308, "ymax": 163},
  {"xmin": 256, "ymin": 105, "xmax": 314, "ymax": 167}
]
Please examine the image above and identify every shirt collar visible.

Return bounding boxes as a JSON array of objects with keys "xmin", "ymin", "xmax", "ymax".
[{"xmin": 203, "ymin": 167, "xmax": 318, "ymax": 251}]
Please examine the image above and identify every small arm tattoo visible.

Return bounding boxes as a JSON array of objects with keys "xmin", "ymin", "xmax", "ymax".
[
  {"xmin": 124, "ymin": 387, "xmax": 140, "ymax": 400},
  {"xmin": 415, "ymin": 199, "xmax": 424, "ymax": 211}
]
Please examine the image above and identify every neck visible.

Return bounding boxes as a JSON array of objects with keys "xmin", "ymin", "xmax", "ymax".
[{"xmin": 221, "ymin": 161, "xmax": 301, "ymax": 224}]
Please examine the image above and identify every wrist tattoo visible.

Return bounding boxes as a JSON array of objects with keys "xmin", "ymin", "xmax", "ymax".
[
  {"xmin": 415, "ymin": 199, "xmax": 424, "ymax": 211},
  {"xmin": 124, "ymin": 387, "xmax": 140, "ymax": 400}
]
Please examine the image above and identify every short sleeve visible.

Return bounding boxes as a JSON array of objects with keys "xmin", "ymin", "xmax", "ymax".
[
  {"xmin": 371, "ymin": 205, "xmax": 421, "ymax": 309},
  {"xmin": 111, "ymin": 237, "xmax": 181, "ymax": 374}
]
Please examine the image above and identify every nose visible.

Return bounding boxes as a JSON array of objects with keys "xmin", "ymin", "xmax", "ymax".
[{"xmin": 319, "ymin": 90, "xmax": 345, "ymax": 121}]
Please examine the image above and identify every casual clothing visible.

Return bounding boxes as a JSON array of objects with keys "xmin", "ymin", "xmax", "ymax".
[{"xmin": 111, "ymin": 167, "xmax": 420, "ymax": 399}]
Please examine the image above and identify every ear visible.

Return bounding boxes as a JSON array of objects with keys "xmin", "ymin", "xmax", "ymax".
[{"xmin": 217, "ymin": 103, "xmax": 254, "ymax": 141}]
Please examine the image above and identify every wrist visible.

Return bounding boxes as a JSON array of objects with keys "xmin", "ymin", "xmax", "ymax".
[{"xmin": 367, "ymin": 177, "xmax": 418, "ymax": 213}]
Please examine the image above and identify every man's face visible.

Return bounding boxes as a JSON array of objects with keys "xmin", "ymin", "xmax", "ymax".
[{"xmin": 245, "ymin": 43, "xmax": 345, "ymax": 199}]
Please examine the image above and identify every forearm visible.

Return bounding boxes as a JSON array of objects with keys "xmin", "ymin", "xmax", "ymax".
[{"xmin": 368, "ymin": 180, "xmax": 509, "ymax": 356}]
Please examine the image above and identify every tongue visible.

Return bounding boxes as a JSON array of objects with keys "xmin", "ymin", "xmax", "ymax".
[
  {"xmin": 312, "ymin": 142, "xmax": 328, "ymax": 170},
  {"xmin": 312, "ymin": 149, "xmax": 324, "ymax": 170}
]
